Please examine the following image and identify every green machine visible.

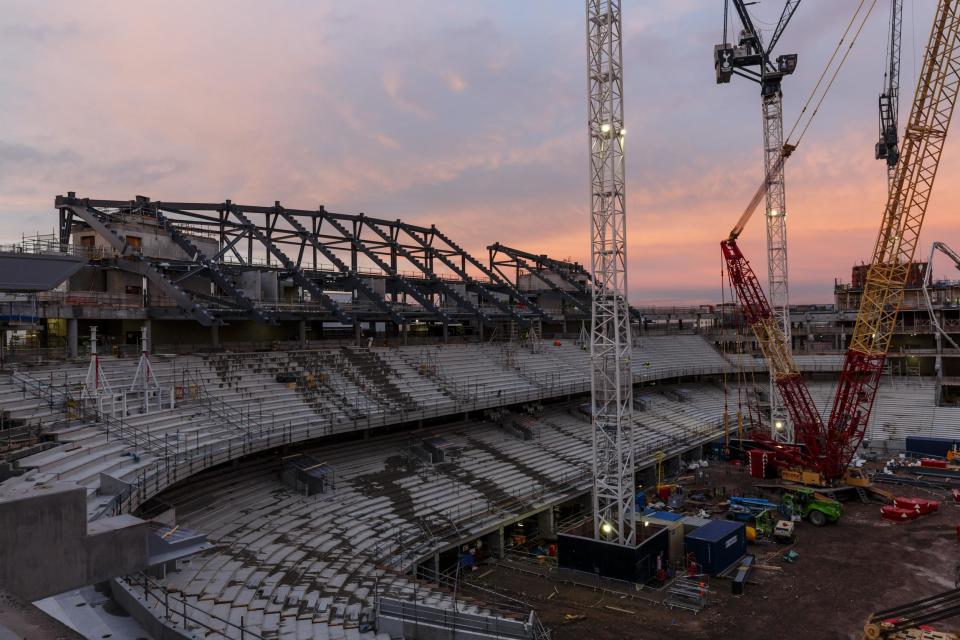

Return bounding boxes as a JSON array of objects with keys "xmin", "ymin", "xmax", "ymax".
[{"xmin": 781, "ymin": 488, "xmax": 841, "ymax": 526}]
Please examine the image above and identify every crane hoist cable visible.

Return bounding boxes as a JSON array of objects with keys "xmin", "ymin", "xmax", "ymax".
[
  {"xmin": 721, "ymin": 251, "xmax": 730, "ymax": 450},
  {"xmin": 728, "ymin": 0, "xmax": 880, "ymax": 242}
]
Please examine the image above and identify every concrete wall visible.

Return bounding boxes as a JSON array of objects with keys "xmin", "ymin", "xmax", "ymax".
[
  {"xmin": 110, "ymin": 579, "xmax": 192, "ymax": 640},
  {"xmin": 0, "ymin": 482, "xmax": 149, "ymax": 601},
  {"xmin": 75, "ymin": 218, "xmax": 218, "ymax": 263}
]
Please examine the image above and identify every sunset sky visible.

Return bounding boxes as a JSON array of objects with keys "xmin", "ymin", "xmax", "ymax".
[{"xmin": 1, "ymin": 1, "xmax": 954, "ymax": 305}]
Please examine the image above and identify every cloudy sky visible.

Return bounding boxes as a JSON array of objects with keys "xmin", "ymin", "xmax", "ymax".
[{"xmin": 0, "ymin": 1, "xmax": 951, "ymax": 304}]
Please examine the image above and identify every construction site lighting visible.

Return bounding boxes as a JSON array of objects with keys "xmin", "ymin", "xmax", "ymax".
[
  {"xmin": 601, "ymin": 521, "xmax": 614, "ymax": 535},
  {"xmin": 774, "ymin": 420, "xmax": 784, "ymax": 430},
  {"xmin": 600, "ymin": 123, "xmax": 612, "ymax": 134}
]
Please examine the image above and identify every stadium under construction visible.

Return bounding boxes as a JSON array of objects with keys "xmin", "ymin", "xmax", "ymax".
[{"xmin": 1, "ymin": 2, "xmax": 960, "ymax": 640}]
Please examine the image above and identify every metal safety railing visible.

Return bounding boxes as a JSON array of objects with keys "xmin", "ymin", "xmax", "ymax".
[
  {"xmin": 11, "ymin": 371, "xmax": 171, "ymax": 457},
  {"xmin": 121, "ymin": 573, "xmax": 265, "ymax": 640},
  {"xmin": 11, "ymin": 350, "xmax": 732, "ymax": 524}
]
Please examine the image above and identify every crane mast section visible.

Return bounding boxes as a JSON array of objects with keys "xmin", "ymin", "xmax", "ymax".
[
  {"xmin": 762, "ymin": 90, "xmax": 792, "ymax": 443},
  {"xmin": 587, "ymin": 0, "xmax": 635, "ymax": 547},
  {"xmin": 827, "ymin": 0, "xmax": 960, "ymax": 478},
  {"xmin": 877, "ymin": 0, "xmax": 904, "ymax": 175}
]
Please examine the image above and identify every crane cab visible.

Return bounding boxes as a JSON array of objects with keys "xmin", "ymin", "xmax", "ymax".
[{"xmin": 841, "ymin": 467, "xmax": 871, "ymax": 488}]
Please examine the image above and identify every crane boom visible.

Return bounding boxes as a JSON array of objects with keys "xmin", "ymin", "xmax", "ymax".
[
  {"xmin": 721, "ymin": 239, "xmax": 824, "ymax": 462},
  {"xmin": 825, "ymin": 0, "xmax": 960, "ymax": 478},
  {"xmin": 876, "ymin": 0, "xmax": 904, "ymax": 177},
  {"xmin": 768, "ymin": 1, "xmax": 803, "ymax": 54},
  {"xmin": 922, "ymin": 242, "xmax": 960, "ymax": 386}
]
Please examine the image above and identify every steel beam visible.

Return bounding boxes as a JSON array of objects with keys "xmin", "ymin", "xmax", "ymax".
[
  {"xmin": 429, "ymin": 225, "xmax": 547, "ymax": 316},
  {"xmin": 361, "ymin": 218, "xmax": 493, "ymax": 325},
  {"xmin": 276, "ymin": 207, "xmax": 405, "ymax": 325},
  {"xmin": 489, "ymin": 243, "xmax": 591, "ymax": 315},
  {"xmin": 397, "ymin": 223, "xmax": 529, "ymax": 325},
  {"xmin": 153, "ymin": 207, "xmax": 273, "ymax": 324},
  {"xmin": 224, "ymin": 203, "xmax": 355, "ymax": 325},
  {"xmin": 317, "ymin": 213, "xmax": 453, "ymax": 324}
]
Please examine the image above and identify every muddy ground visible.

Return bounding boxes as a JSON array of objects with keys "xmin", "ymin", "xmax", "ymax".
[{"xmin": 467, "ymin": 463, "xmax": 959, "ymax": 640}]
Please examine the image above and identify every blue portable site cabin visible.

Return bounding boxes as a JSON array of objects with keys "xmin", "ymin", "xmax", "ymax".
[
  {"xmin": 906, "ymin": 436, "xmax": 959, "ymax": 458},
  {"xmin": 684, "ymin": 519, "xmax": 746, "ymax": 575},
  {"xmin": 639, "ymin": 509, "xmax": 683, "ymax": 522}
]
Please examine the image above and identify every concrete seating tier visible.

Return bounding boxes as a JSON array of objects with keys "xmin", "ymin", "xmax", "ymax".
[{"xmin": 129, "ymin": 384, "xmax": 728, "ymax": 639}]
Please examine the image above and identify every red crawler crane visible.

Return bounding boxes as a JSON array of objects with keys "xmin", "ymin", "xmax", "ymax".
[{"xmin": 722, "ymin": 0, "xmax": 960, "ymax": 481}]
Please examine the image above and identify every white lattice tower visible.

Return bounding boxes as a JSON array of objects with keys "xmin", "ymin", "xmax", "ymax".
[
  {"xmin": 762, "ymin": 90, "xmax": 793, "ymax": 444},
  {"xmin": 587, "ymin": 0, "xmax": 635, "ymax": 546}
]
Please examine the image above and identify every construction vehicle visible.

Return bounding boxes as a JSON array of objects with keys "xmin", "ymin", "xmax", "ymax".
[
  {"xmin": 781, "ymin": 488, "xmax": 841, "ymax": 526},
  {"xmin": 727, "ymin": 497, "xmax": 784, "ymax": 539},
  {"xmin": 728, "ymin": 495, "xmax": 780, "ymax": 520},
  {"xmin": 721, "ymin": 0, "xmax": 960, "ymax": 488}
]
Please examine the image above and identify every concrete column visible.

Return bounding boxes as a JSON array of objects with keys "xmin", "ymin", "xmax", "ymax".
[
  {"xmin": 442, "ymin": 323, "xmax": 449, "ymax": 343},
  {"xmin": 936, "ymin": 330, "xmax": 943, "ymax": 381},
  {"xmin": 68, "ymin": 318, "xmax": 79, "ymax": 359},
  {"xmin": 478, "ymin": 322, "xmax": 484, "ymax": 343},
  {"xmin": 354, "ymin": 322, "xmax": 363, "ymax": 346},
  {"xmin": 211, "ymin": 324, "xmax": 220, "ymax": 347},
  {"xmin": 486, "ymin": 527, "xmax": 505, "ymax": 560},
  {"xmin": 536, "ymin": 508, "xmax": 555, "ymax": 539},
  {"xmin": 298, "ymin": 319, "xmax": 307, "ymax": 346},
  {"xmin": 433, "ymin": 553, "xmax": 440, "ymax": 584}
]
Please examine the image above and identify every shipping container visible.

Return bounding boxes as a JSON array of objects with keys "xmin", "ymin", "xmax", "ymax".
[
  {"xmin": 906, "ymin": 436, "xmax": 960, "ymax": 458},
  {"xmin": 684, "ymin": 520, "xmax": 746, "ymax": 575}
]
